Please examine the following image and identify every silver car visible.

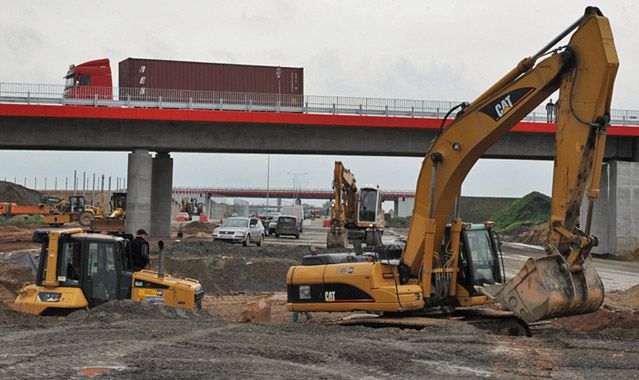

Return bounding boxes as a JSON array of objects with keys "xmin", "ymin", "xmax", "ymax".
[{"xmin": 212, "ymin": 217, "xmax": 264, "ymax": 246}]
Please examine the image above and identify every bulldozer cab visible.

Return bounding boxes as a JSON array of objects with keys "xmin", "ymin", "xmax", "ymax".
[
  {"xmin": 453, "ymin": 224, "xmax": 504, "ymax": 297},
  {"xmin": 34, "ymin": 230, "xmax": 132, "ymax": 308},
  {"xmin": 68, "ymin": 196, "xmax": 85, "ymax": 213},
  {"xmin": 110, "ymin": 192, "xmax": 127, "ymax": 211}
]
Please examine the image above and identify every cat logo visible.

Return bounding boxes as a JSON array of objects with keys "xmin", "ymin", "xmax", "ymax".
[
  {"xmin": 480, "ymin": 87, "xmax": 535, "ymax": 121},
  {"xmin": 324, "ymin": 291, "xmax": 336, "ymax": 302},
  {"xmin": 495, "ymin": 95, "xmax": 514, "ymax": 118}
]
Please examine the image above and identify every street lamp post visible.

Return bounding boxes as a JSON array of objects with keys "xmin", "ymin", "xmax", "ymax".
[
  {"xmin": 266, "ymin": 154, "xmax": 271, "ymax": 209},
  {"xmin": 287, "ymin": 171, "xmax": 307, "ymax": 205},
  {"xmin": 276, "ymin": 66, "xmax": 282, "ymax": 111}
]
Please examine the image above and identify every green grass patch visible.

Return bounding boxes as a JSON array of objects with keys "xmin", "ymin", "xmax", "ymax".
[{"xmin": 0, "ymin": 217, "xmax": 44, "ymax": 226}]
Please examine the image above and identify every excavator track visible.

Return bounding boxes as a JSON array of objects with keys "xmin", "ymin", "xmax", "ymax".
[{"xmin": 333, "ymin": 308, "xmax": 530, "ymax": 337}]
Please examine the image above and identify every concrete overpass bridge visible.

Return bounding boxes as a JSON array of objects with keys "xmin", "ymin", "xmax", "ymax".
[
  {"xmin": 173, "ymin": 187, "xmax": 415, "ymax": 201},
  {"xmin": 1, "ymin": 83, "xmax": 639, "ymax": 255}
]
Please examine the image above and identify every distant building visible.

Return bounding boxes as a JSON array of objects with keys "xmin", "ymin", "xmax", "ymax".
[{"xmin": 397, "ymin": 198, "xmax": 415, "ymax": 218}]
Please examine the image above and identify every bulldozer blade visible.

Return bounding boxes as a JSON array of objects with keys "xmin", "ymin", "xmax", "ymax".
[{"xmin": 479, "ymin": 254, "xmax": 604, "ymax": 323}]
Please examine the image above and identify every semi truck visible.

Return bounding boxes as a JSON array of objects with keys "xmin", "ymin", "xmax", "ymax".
[{"xmin": 64, "ymin": 58, "xmax": 304, "ymax": 106}]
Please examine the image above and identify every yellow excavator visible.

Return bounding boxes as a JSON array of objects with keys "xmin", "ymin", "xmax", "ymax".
[
  {"xmin": 13, "ymin": 228, "xmax": 203, "ymax": 315},
  {"xmin": 287, "ymin": 7, "xmax": 617, "ymax": 326},
  {"xmin": 327, "ymin": 161, "xmax": 385, "ymax": 249}
]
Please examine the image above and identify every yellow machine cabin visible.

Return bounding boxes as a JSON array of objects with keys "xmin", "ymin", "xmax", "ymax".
[{"xmin": 13, "ymin": 229, "xmax": 203, "ymax": 315}]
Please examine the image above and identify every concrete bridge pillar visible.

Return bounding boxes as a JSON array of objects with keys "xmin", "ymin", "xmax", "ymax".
[
  {"xmin": 581, "ymin": 160, "xmax": 639, "ymax": 257},
  {"xmin": 151, "ymin": 152, "xmax": 173, "ymax": 238},
  {"xmin": 393, "ymin": 199, "xmax": 399, "ymax": 218},
  {"xmin": 126, "ymin": 149, "xmax": 153, "ymax": 235}
]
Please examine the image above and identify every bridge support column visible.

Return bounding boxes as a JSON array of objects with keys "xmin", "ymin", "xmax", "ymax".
[
  {"xmin": 393, "ymin": 199, "xmax": 399, "ymax": 218},
  {"xmin": 582, "ymin": 160, "xmax": 639, "ymax": 257},
  {"xmin": 151, "ymin": 152, "xmax": 173, "ymax": 237},
  {"xmin": 126, "ymin": 149, "xmax": 153, "ymax": 235}
]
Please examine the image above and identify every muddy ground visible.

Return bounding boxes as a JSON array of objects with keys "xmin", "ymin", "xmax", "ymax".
[
  {"xmin": 1, "ymin": 226, "xmax": 639, "ymax": 378},
  {"xmin": 1, "ymin": 298, "xmax": 638, "ymax": 379}
]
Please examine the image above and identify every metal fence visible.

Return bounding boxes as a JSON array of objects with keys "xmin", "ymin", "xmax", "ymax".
[{"xmin": 1, "ymin": 82, "xmax": 637, "ymax": 126}]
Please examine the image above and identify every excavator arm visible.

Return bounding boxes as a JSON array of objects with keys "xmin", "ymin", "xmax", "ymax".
[
  {"xmin": 327, "ymin": 161, "xmax": 358, "ymax": 248},
  {"xmin": 401, "ymin": 7, "xmax": 618, "ymax": 322}
]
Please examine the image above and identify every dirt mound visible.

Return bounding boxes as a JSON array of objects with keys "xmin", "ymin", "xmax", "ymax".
[
  {"xmin": 166, "ymin": 255, "xmax": 296, "ymax": 295},
  {"xmin": 67, "ymin": 299, "xmax": 223, "ymax": 323},
  {"xmin": 0, "ymin": 263, "xmax": 34, "ymax": 303},
  {"xmin": 183, "ymin": 221, "xmax": 218, "ymax": 230},
  {"xmin": 0, "ymin": 302, "xmax": 53, "ymax": 327},
  {"xmin": 163, "ymin": 241, "xmax": 354, "ymax": 295},
  {"xmin": 605, "ymin": 284, "xmax": 639, "ymax": 310},
  {"xmin": 164, "ymin": 240, "xmax": 313, "ymax": 260},
  {"xmin": 551, "ymin": 308, "xmax": 639, "ymax": 339},
  {"xmin": 493, "ymin": 191, "xmax": 551, "ymax": 231},
  {"xmin": 0, "ymin": 181, "xmax": 43, "ymax": 205},
  {"xmin": 501, "ymin": 222, "xmax": 548, "ymax": 244}
]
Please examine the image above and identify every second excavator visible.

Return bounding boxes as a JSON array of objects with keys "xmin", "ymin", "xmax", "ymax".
[
  {"xmin": 327, "ymin": 161, "xmax": 385, "ymax": 249},
  {"xmin": 287, "ymin": 7, "xmax": 618, "ymax": 324}
]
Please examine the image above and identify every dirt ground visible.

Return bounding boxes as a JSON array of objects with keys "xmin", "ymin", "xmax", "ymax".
[
  {"xmin": 1, "ymin": 231, "xmax": 639, "ymax": 378},
  {"xmin": 0, "ymin": 224, "xmax": 41, "ymax": 252}
]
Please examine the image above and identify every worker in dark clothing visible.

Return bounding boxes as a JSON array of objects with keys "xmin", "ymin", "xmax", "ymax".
[
  {"xmin": 130, "ymin": 229, "xmax": 150, "ymax": 271},
  {"xmin": 546, "ymin": 99, "xmax": 555, "ymax": 123}
]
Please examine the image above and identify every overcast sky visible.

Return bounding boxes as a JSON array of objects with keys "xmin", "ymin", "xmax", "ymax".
[{"xmin": 1, "ymin": 1, "xmax": 636, "ymax": 199}]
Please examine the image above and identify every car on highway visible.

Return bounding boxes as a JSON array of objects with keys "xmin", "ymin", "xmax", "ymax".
[
  {"xmin": 274, "ymin": 215, "xmax": 300, "ymax": 239},
  {"xmin": 212, "ymin": 217, "xmax": 264, "ymax": 246},
  {"xmin": 260, "ymin": 212, "xmax": 280, "ymax": 236},
  {"xmin": 267, "ymin": 213, "xmax": 281, "ymax": 235}
]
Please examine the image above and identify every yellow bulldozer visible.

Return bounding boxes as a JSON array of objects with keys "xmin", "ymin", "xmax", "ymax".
[
  {"xmin": 42, "ymin": 195, "xmax": 105, "ymax": 227},
  {"xmin": 13, "ymin": 228, "xmax": 203, "ymax": 315}
]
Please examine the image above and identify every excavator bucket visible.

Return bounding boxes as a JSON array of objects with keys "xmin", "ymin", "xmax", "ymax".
[{"xmin": 480, "ymin": 254, "xmax": 604, "ymax": 323}]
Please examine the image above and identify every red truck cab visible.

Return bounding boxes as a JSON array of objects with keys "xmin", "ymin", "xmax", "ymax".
[{"xmin": 64, "ymin": 58, "xmax": 113, "ymax": 99}]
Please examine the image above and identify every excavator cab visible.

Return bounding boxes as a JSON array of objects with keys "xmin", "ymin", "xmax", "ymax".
[
  {"xmin": 455, "ymin": 225, "xmax": 504, "ymax": 296},
  {"xmin": 357, "ymin": 187, "xmax": 383, "ymax": 225}
]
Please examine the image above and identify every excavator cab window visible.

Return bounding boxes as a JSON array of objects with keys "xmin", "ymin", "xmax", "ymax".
[
  {"xmin": 58, "ymin": 240, "xmax": 82, "ymax": 286},
  {"xmin": 358, "ymin": 188, "xmax": 379, "ymax": 223},
  {"xmin": 84, "ymin": 239, "xmax": 121, "ymax": 307},
  {"xmin": 457, "ymin": 227, "xmax": 503, "ymax": 295}
]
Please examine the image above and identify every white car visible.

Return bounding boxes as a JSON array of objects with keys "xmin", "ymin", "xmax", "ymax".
[{"xmin": 212, "ymin": 217, "xmax": 264, "ymax": 246}]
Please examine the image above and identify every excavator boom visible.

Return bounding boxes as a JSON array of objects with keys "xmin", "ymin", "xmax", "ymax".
[
  {"xmin": 287, "ymin": 7, "xmax": 618, "ymax": 325},
  {"xmin": 400, "ymin": 7, "xmax": 617, "ymax": 322},
  {"xmin": 481, "ymin": 8, "xmax": 618, "ymax": 322}
]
